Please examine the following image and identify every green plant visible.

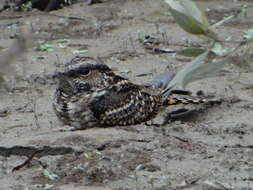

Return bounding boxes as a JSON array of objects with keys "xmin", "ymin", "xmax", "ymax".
[{"xmin": 163, "ymin": 0, "xmax": 252, "ymax": 93}]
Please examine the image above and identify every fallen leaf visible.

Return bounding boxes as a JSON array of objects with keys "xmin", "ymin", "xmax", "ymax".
[
  {"xmin": 244, "ymin": 28, "xmax": 253, "ymax": 40},
  {"xmin": 72, "ymin": 49, "xmax": 89, "ymax": 54},
  {"xmin": 42, "ymin": 170, "xmax": 59, "ymax": 180},
  {"xmin": 177, "ymin": 47, "xmax": 206, "ymax": 57}
]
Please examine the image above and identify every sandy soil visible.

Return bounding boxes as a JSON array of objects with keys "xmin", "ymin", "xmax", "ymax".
[{"xmin": 1, "ymin": 0, "xmax": 253, "ymax": 189}]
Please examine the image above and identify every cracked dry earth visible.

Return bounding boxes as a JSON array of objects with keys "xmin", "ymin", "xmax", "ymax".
[{"xmin": 1, "ymin": 0, "xmax": 253, "ymax": 190}]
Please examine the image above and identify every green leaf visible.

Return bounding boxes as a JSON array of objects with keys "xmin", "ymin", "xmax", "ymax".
[
  {"xmin": 167, "ymin": 51, "xmax": 215, "ymax": 88},
  {"xmin": 169, "ymin": 8, "xmax": 207, "ymax": 35},
  {"xmin": 42, "ymin": 170, "xmax": 59, "ymax": 180},
  {"xmin": 34, "ymin": 43, "xmax": 56, "ymax": 52},
  {"xmin": 165, "ymin": 0, "xmax": 209, "ymax": 26},
  {"xmin": 164, "ymin": 0, "xmax": 219, "ymax": 41},
  {"xmin": 163, "ymin": 49, "xmax": 229, "ymax": 93},
  {"xmin": 177, "ymin": 47, "xmax": 206, "ymax": 57}
]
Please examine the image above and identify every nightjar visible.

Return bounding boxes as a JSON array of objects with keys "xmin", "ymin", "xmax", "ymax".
[{"xmin": 53, "ymin": 56, "xmax": 220, "ymax": 130}]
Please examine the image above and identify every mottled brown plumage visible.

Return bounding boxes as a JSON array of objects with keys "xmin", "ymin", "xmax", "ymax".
[{"xmin": 53, "ymin": 56, "xmax": 219, "ymax": 130}]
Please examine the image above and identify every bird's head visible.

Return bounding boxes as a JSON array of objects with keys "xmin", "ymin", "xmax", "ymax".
[{"xmin": 54, "ymin": 56, "xmax": 114, "ymax": 95}]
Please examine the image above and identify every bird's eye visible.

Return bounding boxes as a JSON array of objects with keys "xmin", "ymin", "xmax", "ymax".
[{"xmin": 79, "ymin": 68, "xmax": 90, "ymax": 75}]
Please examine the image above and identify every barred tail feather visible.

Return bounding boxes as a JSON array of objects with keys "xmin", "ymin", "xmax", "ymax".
[{"xmin": 164, "ymin": 96, "xmax": 222, "ymax": 106}]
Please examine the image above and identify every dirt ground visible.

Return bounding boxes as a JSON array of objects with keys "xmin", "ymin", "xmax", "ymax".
[{"xmin": 1, "ymin": 0, "xmax": 253, "ymax": 189}]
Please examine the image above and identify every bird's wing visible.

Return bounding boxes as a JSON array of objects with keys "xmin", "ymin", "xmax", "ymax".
[{"xmin": 88, "ymin": 80, "xmax": 160, "ymax": 126}]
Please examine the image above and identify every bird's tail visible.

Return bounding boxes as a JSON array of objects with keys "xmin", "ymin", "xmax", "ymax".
[{"xmin": 163, "ymin": 94, "xmax": 221, "ymax": 106}]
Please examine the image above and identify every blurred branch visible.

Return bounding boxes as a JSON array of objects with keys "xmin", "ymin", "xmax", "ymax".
[
  {"xmin": 210, "ymin": 15, "xmax": 234, "ymax": 29},
  {"xmin": 0, "ymin": 25, "xmax": 33, "ymax": 76}
]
